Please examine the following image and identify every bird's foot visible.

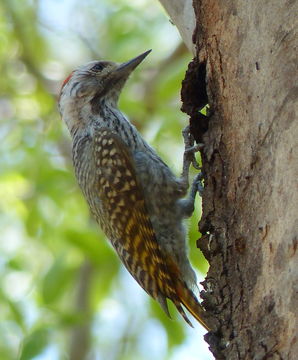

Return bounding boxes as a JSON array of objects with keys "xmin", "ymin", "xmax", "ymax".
[
  {"xmin": 192, "ymin": 172, "xmax": 204, "ymax": 197},
  {"xmin": 182, "ymin": 126, "xmax": 204, "ymax": 172}
]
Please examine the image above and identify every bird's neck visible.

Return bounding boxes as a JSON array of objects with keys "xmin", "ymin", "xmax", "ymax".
[{"xmin": 93, "ymin": 102, "xmax": 143, "ymax": 147}]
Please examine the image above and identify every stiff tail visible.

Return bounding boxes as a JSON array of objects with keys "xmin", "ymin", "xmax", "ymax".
[
  {"xmin": 155, "ymin": 256, "xmax": 211, "ymax": 329},
  {"xmin": 174, "ymin": 282, "xmax": 211, "ymax": 330}
]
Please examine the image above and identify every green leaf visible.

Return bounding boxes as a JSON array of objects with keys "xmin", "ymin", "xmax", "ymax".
[
  {"xmin": 41, "ymin": 254, "xmax": 74, "ymax": 304},
  {"xmin": 18, "ymin": 328, "xmax": 48, "ymax": 360}
]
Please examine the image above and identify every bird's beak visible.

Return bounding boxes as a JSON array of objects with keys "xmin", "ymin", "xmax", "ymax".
[{"xmin": 116, "ymin": 50, "xmax": 152, "ymax": 75}]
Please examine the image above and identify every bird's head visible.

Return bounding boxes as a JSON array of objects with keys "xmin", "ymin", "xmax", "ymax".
[{"xmin": 58, "ymin": 50, "xmax": 151, "ymax": 121}]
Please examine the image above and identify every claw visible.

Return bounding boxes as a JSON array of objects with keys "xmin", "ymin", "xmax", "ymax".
[
  {"xmin": 184, "ymin": 144, "xmax": 204, "ymax": 154},
  {"xmin": 182, "ymin": 125, "xmax": 194, "ymax": 149},
  {"xmin": 194, "ymin": 173, "xmax": 204, "ymax": 197},
  {"xmin": 184, "ymin": 143, "xmax": 204, "ymax": 170},
  {"xmin": 181, "ymin": 126, "xmax": 204, "ymax": 186}
]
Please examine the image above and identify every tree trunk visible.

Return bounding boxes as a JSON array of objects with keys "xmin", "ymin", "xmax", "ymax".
[{"xmin": 160, "ymin": 0, "xmax": 298, "ymax": 359}]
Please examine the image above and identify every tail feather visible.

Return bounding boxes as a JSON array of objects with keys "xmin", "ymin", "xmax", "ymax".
[
  {"xmin": 173, "ymin": 300, "xmax": 194, "ymax": 328},
  {"xmin": 175, "ymin": 282, "xmax": 211, "ymax": 331},
  {"xmin": 157, "ymin": 293, "xmax": 171, "ymax": 318},
  {"xmin": 157, "ymin": 256, "xmax": 211, "ymax": 329}
]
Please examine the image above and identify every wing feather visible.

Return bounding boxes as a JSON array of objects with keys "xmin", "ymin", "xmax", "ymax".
[
  {"xmin": 92, "ymin": 128, "xmax": 172, "ymax": 298},
  {"xmin": 91, "ymin": 127, "xmax": 210, "ymax": 329}
]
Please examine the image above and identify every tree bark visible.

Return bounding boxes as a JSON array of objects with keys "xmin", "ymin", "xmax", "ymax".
[
  {"xmin": 158, "ymin": 0, "xmax": 196, "ymax": 54},
  {"xmin": 160, "ymin": 0, "xmax": 298, "ymax": 359}
]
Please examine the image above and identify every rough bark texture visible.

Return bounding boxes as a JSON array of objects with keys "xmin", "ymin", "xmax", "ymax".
[{"xmin": 181, "ymin": 1, "xmax": 298, "ymax": 359}]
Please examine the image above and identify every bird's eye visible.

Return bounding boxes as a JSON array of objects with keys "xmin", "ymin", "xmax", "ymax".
[{"xmin": 91, "ymin": 63, "xmax": 105, "ymax": 72}]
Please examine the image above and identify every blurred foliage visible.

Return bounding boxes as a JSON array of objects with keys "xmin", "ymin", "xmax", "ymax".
[{"xmin": 0, "ymin": 0, "xmax": 211, "ymax": 359}]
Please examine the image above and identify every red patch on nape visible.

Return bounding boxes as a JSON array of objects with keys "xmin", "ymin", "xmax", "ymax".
[
  {"xmin": 58, "ymin": 71, "xmax": 74, "ymax": 100},
  {"xmin": 62, "ymin": 71, "xmax": 74, "ymax": 88}
]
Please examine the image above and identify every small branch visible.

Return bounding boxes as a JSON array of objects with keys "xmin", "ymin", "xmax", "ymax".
[{"xmin": 69, "ymin": 260, "xmax": 93, "ymax": 360}]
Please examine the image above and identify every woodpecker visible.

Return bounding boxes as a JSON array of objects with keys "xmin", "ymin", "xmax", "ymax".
[{"xmin": 59, "ymin": 50, "xmax": 211, "ymax": 329}]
